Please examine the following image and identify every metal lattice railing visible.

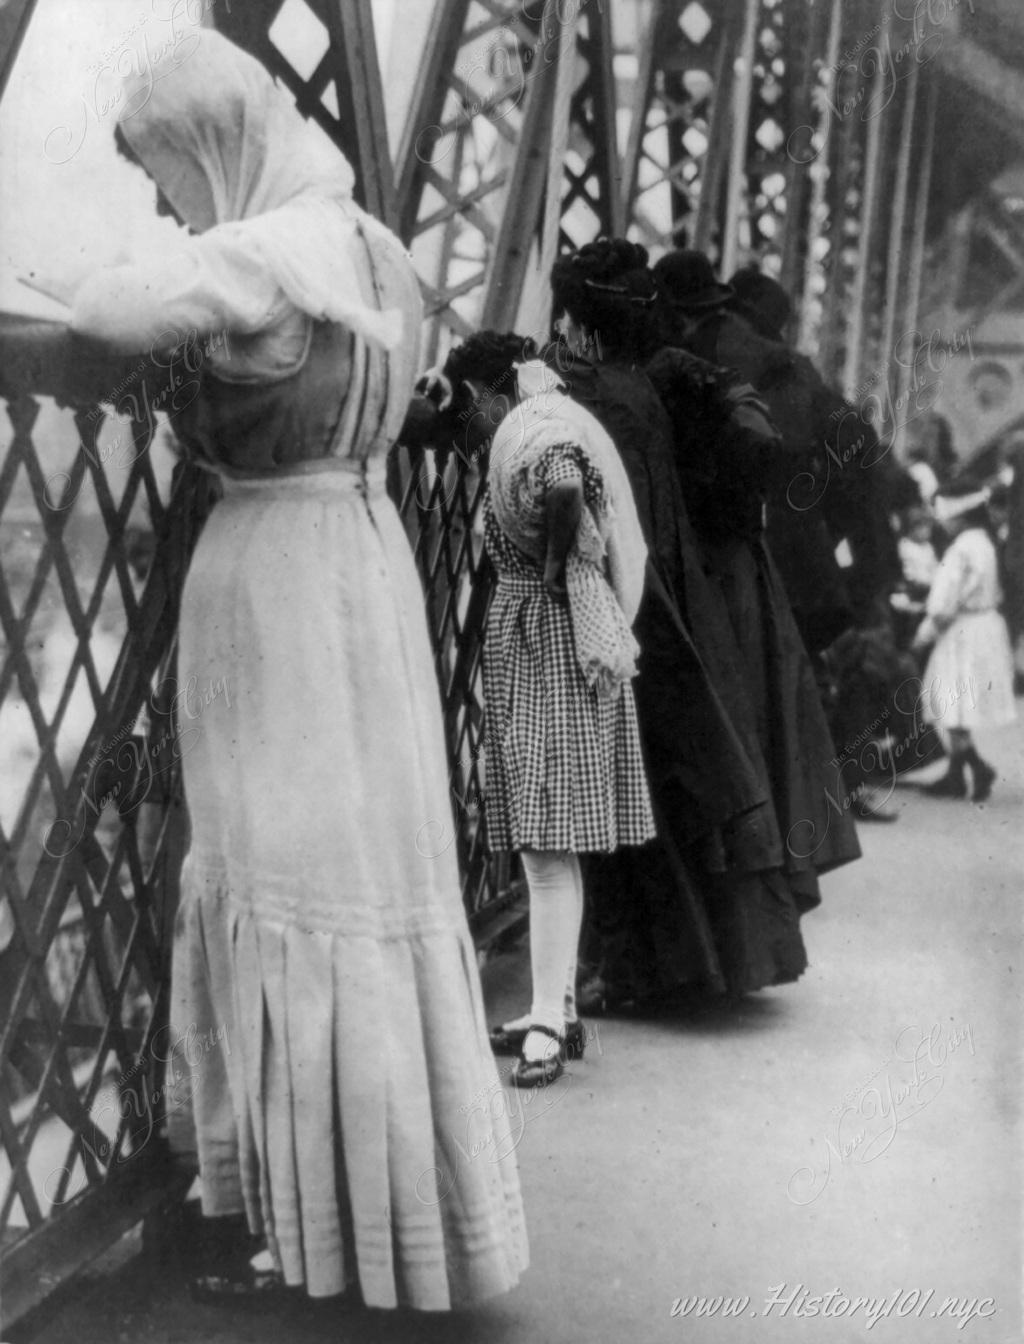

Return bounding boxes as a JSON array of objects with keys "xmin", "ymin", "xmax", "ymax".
[
  {"xmin": 0, "ymin": 319, "xmax": 212, "ymax": 1322},
  {"xmin": 388, "ymin": 433, "xmax": 520, "ymax": 933}
]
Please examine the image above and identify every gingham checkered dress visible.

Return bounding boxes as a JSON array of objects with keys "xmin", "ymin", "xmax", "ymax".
[{"xmin": 483, "ymin": 443, "xmax": 655, "ymax": 854}]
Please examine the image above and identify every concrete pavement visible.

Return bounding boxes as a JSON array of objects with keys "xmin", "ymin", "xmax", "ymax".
[{"xmin": 11, "ymin": 719, "xmax": 1022, "ymax": 1344}]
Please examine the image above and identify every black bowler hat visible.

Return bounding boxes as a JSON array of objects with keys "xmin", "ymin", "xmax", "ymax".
[
  {"xmin": 727, "ymin": 267, "xmax": 793, "ymax": 340},
  {"xmin": 652, "ymin": 249, "xmax": 734, "ymax": 310}
]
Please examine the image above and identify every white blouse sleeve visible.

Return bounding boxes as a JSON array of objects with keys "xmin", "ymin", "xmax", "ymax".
[
  {"xmin": 924, "ymin": 540, "xmax": 969, "ymax": 628},
  {"xmin": 71, "ymin": 233, "xmax": 293, "ymax": 354}
]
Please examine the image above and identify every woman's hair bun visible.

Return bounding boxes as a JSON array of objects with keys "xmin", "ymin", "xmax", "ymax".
[
  {"xmin": 550, "ymin": 237, "xmax": 658, "ymax": 354},
  {"xmin": 441, "ymin": 330, "xmax": 531, "ymax": 394},
  {"xmin": 568, "ymin": 237, "xmax": 650, "ymax": 281}
]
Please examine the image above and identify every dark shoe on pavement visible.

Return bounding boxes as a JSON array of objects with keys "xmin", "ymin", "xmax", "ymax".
[
  {"xmin": 490, "ymin": 1017, "xmax": 586, "ymax": 1059},
  {"xmin": 509, "ymin": 1025, "xmax": 565, "ymax": 1089},
  {"xmin": 971, "ymin": 760, "xmax": 996, "ymax": 802}
]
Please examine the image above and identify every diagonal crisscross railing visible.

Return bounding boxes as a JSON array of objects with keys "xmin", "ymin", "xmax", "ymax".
[
  {"xmin": 0, "ymin": 318, "xmax": 212, "ymax": 1323},
  {"xmin": 388, "ymin": 431, "xmax": 520, "ymax": 930}
]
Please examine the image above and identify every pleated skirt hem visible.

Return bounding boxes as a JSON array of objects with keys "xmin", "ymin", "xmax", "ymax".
[{"xmin": 168, "ymin": 869, "xmax": 528, "ymax": 1311}]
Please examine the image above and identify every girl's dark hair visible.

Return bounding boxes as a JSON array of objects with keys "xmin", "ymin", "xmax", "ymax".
[
  {"xmin": 442, "ymin": 331, "xmax": 535, "ymax": 409},
  {"xmin": 550, "ymin": 238, "xmax": 658, "ymax": 357}
]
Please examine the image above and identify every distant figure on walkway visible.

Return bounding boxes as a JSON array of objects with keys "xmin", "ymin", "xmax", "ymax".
[
  {"xmin": 68, "ymin": 31, "xmax": 526, "ymax": 1310},
  {"xmin": 913, "ymin": 479, "xmax": 1017, "ymax": 800}
]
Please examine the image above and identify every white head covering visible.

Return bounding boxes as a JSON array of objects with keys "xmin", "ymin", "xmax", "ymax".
[
  {"xmin": 117, "ymin": 29, "xmax": 354, "ymax": 229},
  {"xmin": 73, "ymin": 29, "xmax": 403, "ymax": 361}
]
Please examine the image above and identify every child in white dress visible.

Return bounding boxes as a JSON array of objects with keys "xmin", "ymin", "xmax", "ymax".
[{"xmin": 913, "ymin": 482, "xmax": 1017, "ymax": 800}]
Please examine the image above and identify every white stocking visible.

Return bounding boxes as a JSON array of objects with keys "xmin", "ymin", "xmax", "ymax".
[{"xmin": 519, "ymin": 849, "xmax": 583, "ymax": 1060}]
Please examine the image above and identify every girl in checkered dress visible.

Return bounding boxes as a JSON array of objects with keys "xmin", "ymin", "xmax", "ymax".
[{"xmin": 441, "ymin": 334, "xmax": 655, "ymax": 1085}]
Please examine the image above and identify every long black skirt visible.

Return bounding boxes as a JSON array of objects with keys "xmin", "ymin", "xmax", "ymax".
[{"xmin": 583, "ymin": 534, "xmax": 861, "ymax": 1001}]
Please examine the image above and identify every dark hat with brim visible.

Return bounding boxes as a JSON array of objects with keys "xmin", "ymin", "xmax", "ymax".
[
  {"xmin": 727, "ymin": 269, "xmax": 793, "ymax": 340},
  {"xmin": 653, "ymin": 250, "xmax": 733, "ymax": 311}
]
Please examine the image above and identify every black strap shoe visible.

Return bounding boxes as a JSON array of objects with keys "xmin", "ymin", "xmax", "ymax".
[
  {"xmin": 509, "ymin": 1024, "xmax": 566, "ymax": 1089},
  {"xmin": 490, "ymin": 1017, "xmax": 586, "ymax": 1060}
]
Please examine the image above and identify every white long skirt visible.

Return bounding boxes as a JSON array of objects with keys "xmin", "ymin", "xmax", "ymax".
[
  {"xmin": 922, "ymin": 608, "xmax": 1017, "ymax": 733},
  {"xmin": 167, "ymin": 465, "xmax": 527, "ymax": 1309}
]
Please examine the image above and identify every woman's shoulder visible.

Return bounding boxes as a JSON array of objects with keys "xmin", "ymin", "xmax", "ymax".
[
  {"xmin": 581, "ymin": 360, "xmax": 671, "ymax": 436},
  {"xmin": 944, "ymin": 527, "xmax": 995, "ymax": 571},
  {"xmin": 645, "ymin": 343, "xmax": 721, "ymax": 384},
  {"xmin": 958, "ymin": 526, "xmax": 996, "ymax": 556}
]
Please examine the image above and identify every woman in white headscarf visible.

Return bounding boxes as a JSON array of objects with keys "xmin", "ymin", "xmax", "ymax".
[{"xmin": 69, "ymin": 30, "xmax": 526, "ymax": 1311}]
